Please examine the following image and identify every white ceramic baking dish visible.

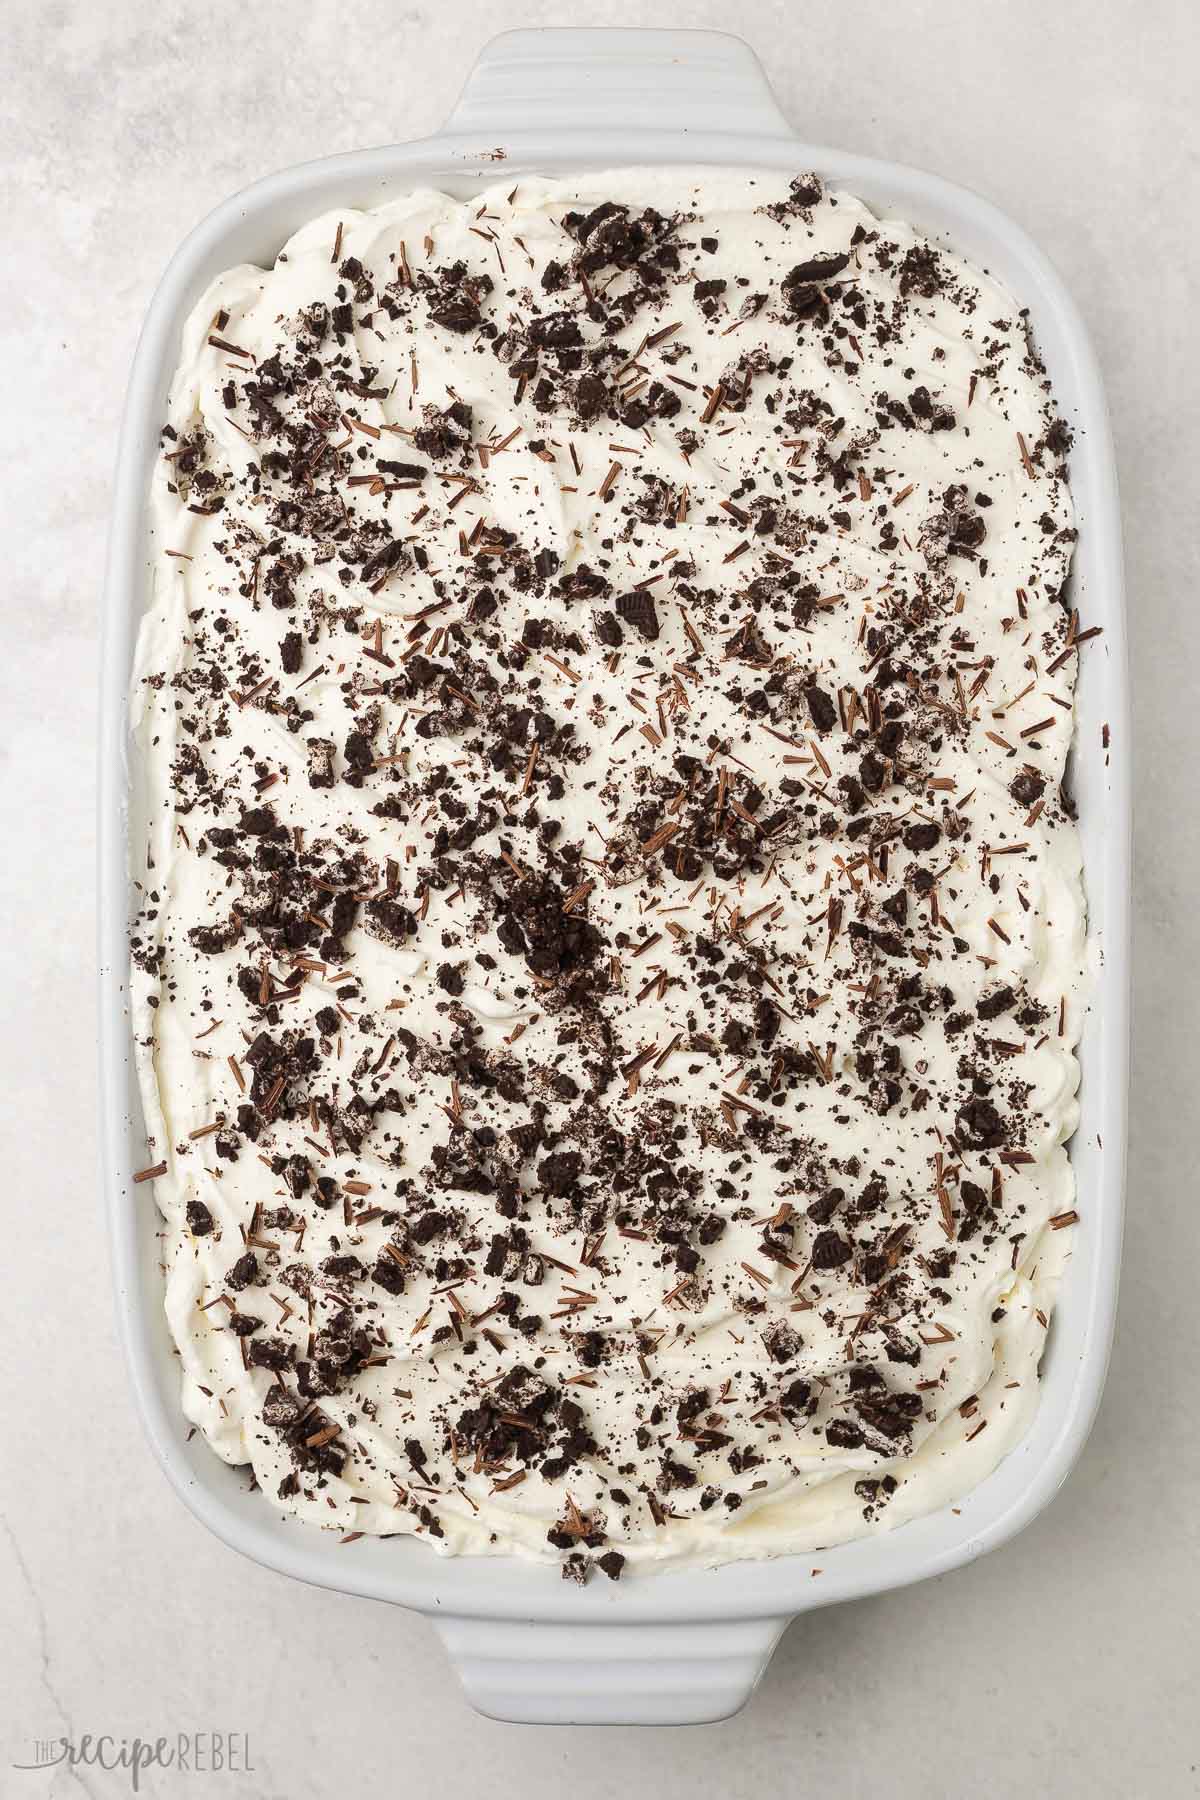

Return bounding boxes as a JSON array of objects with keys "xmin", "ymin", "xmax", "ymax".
[{"xmin": 99, "ymin": 26, "xmax": 1129, "ymax": 1725}]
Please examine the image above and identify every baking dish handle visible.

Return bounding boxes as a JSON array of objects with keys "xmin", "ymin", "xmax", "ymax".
[
  {"xmin": 445, "ymin": 28, "xmax": 795, "ymax": 142},
  {"xmin": 434, "ymin": 1613, "xmax": 790, "ymax": 1725}
]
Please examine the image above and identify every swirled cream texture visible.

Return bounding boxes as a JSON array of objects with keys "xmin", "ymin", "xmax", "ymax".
[{"xmin": 130, "ymin": 168, "xmax": 1086, "ymax": 1576}]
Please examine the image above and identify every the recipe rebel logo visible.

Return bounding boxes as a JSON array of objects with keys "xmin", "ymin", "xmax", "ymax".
[{"xmin": 12, "ymin": 1733, "xmax": 255, "ymax": 1789}]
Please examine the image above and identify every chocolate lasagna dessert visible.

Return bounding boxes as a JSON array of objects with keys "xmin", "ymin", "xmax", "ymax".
[{"xmin": 129, "ymin": 169, "xmax": 1087, "ymax": 1577}]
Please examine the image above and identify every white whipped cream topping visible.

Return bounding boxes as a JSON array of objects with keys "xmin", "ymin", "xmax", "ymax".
[{"xmin": 130, "ymin": 168, "xmax": 1085, "ymax": 1574}]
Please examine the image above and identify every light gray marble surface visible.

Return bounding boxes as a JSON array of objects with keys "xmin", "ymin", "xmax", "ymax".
[{"xmin": 2, "ymin": 1, "xmax": 1197, "ymax": 1793}]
